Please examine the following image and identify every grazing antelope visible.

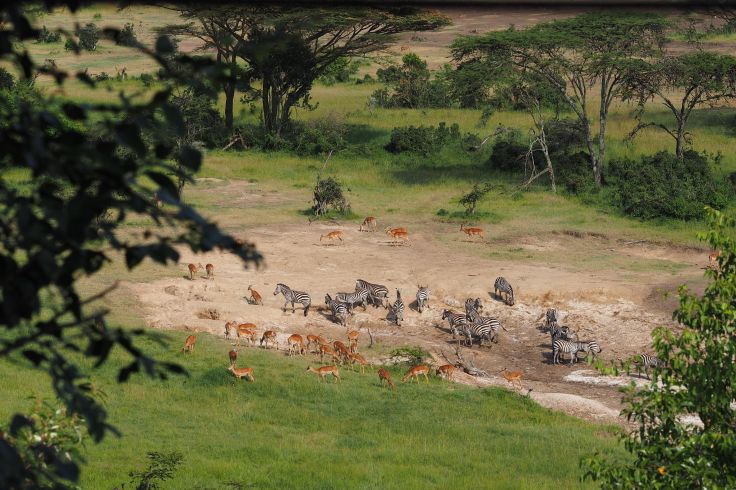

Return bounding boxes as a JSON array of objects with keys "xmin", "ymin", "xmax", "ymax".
[
  {"xmin": 460, "ymin": 223, "xmax": 484, "ymax": 240},
  {"xmin": 260, "ymin": 330, "xmax": 278, "ymax": 350},
  {"xmin": 248, "ymin": 285, "xmax": 263, "ymax": 305},
  {"xmin": 402, "ymin": 365, "xmax": 430, "ymax": 384},
  {"xmin": 347, "ymin": 330, "xmax": 359, "ymax": 353},
  {"xmin": 233, "ymin": 323, "xmax": 257, "ymax": 347},
  {"xmin": 384, "ymin": 226, "xmax": 407, "ymax": 234},
  {"xmin": 348, "ymin": 352, "xmax": 369, "ymax": 374},
  {"xmin": 306, "ymin": 334, "xmax": 321, "ymax": 353},
  {"xmin": 319, "ymin": 343, "xmax": 341, "ymax": 364},
  {"xmin": 188, "ymin": 263, "xmax": 203, "ymax": 280},
  {"xmin": 333, "ymin": 340, "xmax": 351, "ymax": 363},
  {"xmin": 320, "ymin": 230, "xmax": 344, "ymax": 245},
  {"xmin": 306, "ymin": 365, "xmax": 341, "ymax": 383},
  {"xmin": 182, "ymin": 335, "xmax": 197, "ymax": 353},
  {"xmin": 709, "ymin": 250, "xmax": 721, "ymax": 269},
  {"xmin": 501, "ymin": 369, "xmax": 523, "ymax": 390},
  {"xmin": 228, "ymin": 349, "xmax": 238, "ymax": 366},
  {"xmin": 359, "ymin": 216, "xmax": 377, "ymax": 232},
  {"xmin": 378, "ymin": 368, "xmax": 395, "ymax": 390},
  {"xmin": 436, "ymin": 364, "xmax": 455, "ymax": 381},
  {"xmin": 287, "ymin": 334, "xmax": 306, "ymax": 356},
  {"xmin": 205, "ymin": 263, "xmax": 214, "ymax": 279},
  {"xmin": 386, "ymin": 228, "xmax": 410, "ymax": 246},
  {"xmin": 228, "ymin": 365, "xmax": 254, "ymax": 382}
]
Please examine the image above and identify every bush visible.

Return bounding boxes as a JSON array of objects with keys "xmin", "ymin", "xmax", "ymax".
[
  {"xmin": 93, "ymin": 72, "xmax": 110, "ymax": 82},
  {"xmin": 37, "ymin": 25, "xmax": 61, "ymax": 43},
  {"xmin": 118, "ymin": 22, "xmax": 137, "ymax": 47},
  {"xmin": 608, "ymin": 151, "xmax": 731, "ymax": 220},
  {"xmin": 556, "ymin": 151, "xmax": 595, "ymax": 195},
  {"xmin": 76, "ymin": 23, "xmax": 100, "ymax": 51},
  {"xmin": 390, "ymin": 346, "xmax": 431, "ymax": 367},
  {"xmin": 293, "ymin": 115, "xmax": 347, "ymax": 156},
  {"xmin": 318, "ymin": 56, "xmax": 361, "ymax": 85},
  {"xmin": 385, "ymin": 122, "xmax": 460, "ymax": 155},
  {"xmin": 0, "ymin": 67, "xmax": 14, "ymax": 90},
  {"xmin": 487, "ymin": 140, "xmax": 527, "ymax": 172},
  {"xmin": 313, "ymin": 176, "xmax": 350, "ymax": 216},
  {"xmin": 373, "ymin": 54, "xmax": 454, "ymax": 108}
]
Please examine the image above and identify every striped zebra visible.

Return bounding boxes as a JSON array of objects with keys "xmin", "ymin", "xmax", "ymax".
[
  {"xmin": 545, "ymin": 309, "xmax": 558, "ymax": 327},
  {"xmin": 549, "ymin": 323, "xmax": 576, "ymax": 343},
  {"xmin": 336, "ymin": 288, "xmax": 369, "ymax": 312},
  {"xmin": 494, "ymin": 277, "xmax": 515, "ymax": 306},
  {"xmin": 355, "ymin": 279, "xmax": 389, "ymax": 308},
  {"xmin": 273, "ymin": 283, "xmax": 311, "ymax": 317},
  {"xmin": 442, "ymin": 310, "xmax": 467, "ymax": 338},
  {"xmin": 324, "ymin": 294, "xmax": 349, "ymax": 326},
  {"xmin": 390, "ymin": 289, "xmax": 404, "ymax": 326},
  {"xmin": 464, "ymin": 298, "xmax": 482, "ymax": 317},
  {"xmin": 552, "ymin": 340, "xmax": 602, "ymax": 365},
  {"xmin": 466, "ymin": 308, "xmax": 503, "ymax": 346},
  {"xmin": 633, "ymin": 354, "xmax": 663, "ymax": 379},
  {"xmin": 415, "ymin": 286, "xmax": 430, "ymax": 313}
]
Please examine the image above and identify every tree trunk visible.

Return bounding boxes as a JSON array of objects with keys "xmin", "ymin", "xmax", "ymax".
[
  {"xmin": 583, "ymin": 118, "xmax": 602, "ymax": 186},
  {"xmin": 675, "ymin": 118, "xmax": 685, "ymax": 161},
  {"xmin": 224, "ymin": 82, "xmax": 234, "ymax": 130},
  {"xmin": 598, "ymin": 108, "xmax": 608, "ymax": 186},
  {"xmin": 540, "ymin": 137, "xmax": 556, "ymax": 194}
]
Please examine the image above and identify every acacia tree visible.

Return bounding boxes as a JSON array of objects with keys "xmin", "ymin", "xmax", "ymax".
[
  {"xmin": 0, "ymin": 4, "xmax": 260, "ymax": 487},
  {"xmin": 625, "ymin": 52, "xmax": 736, "ymax": 160},
  {"xmin": 583, "ymin": 208, "xmax": 736, "ymax": 488},
  {"xmin": 452, "ymin": 13, "xmax": 667, "ymax": 186},
  {"xmin": 226, "ymin": 7, "xmax": 449, "ymax": 136}
]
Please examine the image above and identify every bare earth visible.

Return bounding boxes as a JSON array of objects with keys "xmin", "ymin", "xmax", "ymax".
[{"xmin": 123, "ymin": 188, "xmax": 708, "ymax": 424}]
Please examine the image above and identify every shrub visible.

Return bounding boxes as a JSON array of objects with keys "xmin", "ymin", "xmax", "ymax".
[
  {"xmin": 292, "ymin": 115, "xmax": 347, "ymax": 156},
  {"xmin": 460, "ymin": 183, "xmax": 493, "ymax": 215},
  {"xmin": 93, "ymin": 72, "xmax": 110, "ymax": 82},
  {"xmin": 313, "ymin": 176, "xmax": 350, "ymax": 216},
  {"xmin": 385, "ymin": 122, "xmax": 460, "ymax": 155},
  {"xmin": 128, "ymin": 451, "xmax": 183, "ymax": 490},
  {"xmin": 138, "ymin": 73, "xmax": 154, "ymax": 87},
  {"xmin": 487, "ymin": 140, "xmax": 526, "ymax": 172},
  {"xmin": 556, "ymin": 151, "xmax": 595, "ymax": 195},
  {"xmin": 37, "ymin": 25, "xmax": 61, "ymax": 43},
  {"xmin": 390, "ymin": 346, "xmax": 431, "ymax": 367},
  {"xmin": 607, "ymin": 151, "xmax": 731, "ymax": 220},
  {"xmin": 373, "ymin": 54, "xmax": 454, "ymax": 108},
  {"xmin": 118, "ymin": 22, "xmax": 138, "ymax": 47},
  {"xmin": 76, "ymin": 23, "xmax": 100, "ymax": 51},
  {"xmin": 318, "ymin": 56, "xmax": 360, "ymax": 85},
  {"xmin": 0, "ymin": 67, "xmax": 14, "ymax": 90}
]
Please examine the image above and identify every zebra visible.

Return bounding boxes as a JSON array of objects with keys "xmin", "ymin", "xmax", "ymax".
[
  {"xmin": 466, "ymin": 308, "xmax": 503, "ymax": 345},
  {"xmin": 549, "ymin": 323, "xmax": 576, "ymax": 343},
  {"xmin": 464, "ymin": 298, "xmax": 482, "ymax": 317},
  {"xmin": 552, "ymin": 340, "xmax": 602, "ymax": 365},
  {"xmin": 415, "ymin": 286, "xmax": 430, "ymax": 313},
  {"xmin": 494, "ymin": 277, "xmax": 515, "ymax": 306},
  {"xmin": 273, "ymin": 283, "xmax": 311, "ymax": 317},
  {"xmin": 633, "ymin": 354, "xmax": 663, "ymax": 379},
  {"xmin": 324, "ymin": 294, "xmax": 349, "ymax": 326},
  {"xmin": 336, "ymin": 287, "xmax": 369, "ymax": 312},
  {"xmin": 355, "ymin": 279, "xmax": 389, "ymax": 308},
  {"xmin": 389, "ymin": 289, "xmax": 404, "ymax": 326},
  {"xmin": 441, "ymin": 310, "xmax": 467, "ymax": 338},
  {"xmin": 545, "ymin": 308, "xmax": 558, "ymax": 327}
]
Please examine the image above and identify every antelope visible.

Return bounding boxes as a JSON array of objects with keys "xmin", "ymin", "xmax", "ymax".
[
  {"xmin": 436, "ymin": 364, "xmax": 455, "ymax": 381},
  {"xmin": 378, "ymin": 368, "xmax": 395, "ymax": 390},
  {"xmin": 228, "ymin": 365, "xmax": 254, "ymax": 382},
  {"xmin": 501, "ymin": 369, "xmax": 524, "ymax": 390},
  {"xmin": 384, "ymin": 226, "xmax": 407, "ymax": 234},
  {"xmin": 319, "ymin": 343, "xmax": 341, "ymax": 364},
  {"xmin": 205, "ymin": 263, "xmax": 214, "ymax": 279},
  {"xmin": 188, "ymin": 263, "xmax": 203, "ymax": 280},
  {"xmin": 182, "ymin": 335, "xmax": 196, "ymax": 353},
  {"xmin": 306, "ymin": 334, "xmax": 321, "ymax": 353},
  {"xmin": 233, "ymin": 323, "xmax": 257, "ymax": 347},
  {"xmin": 260, "ymin": 330, "xmax": 278, "ymax": 350},
  {"xmin": 248, "ymin": 285, "xmax": 263, "ymax": 305},
  {"xmin": 333, "ymin": 340, "xmax": 351, "ymax": 363},
  {"xmin": 460, "ymin": 223, "xmax": 484, "ymax": 240},
  {"xmin": 224, "ymin": 321, "xmax": 235, "ymax": 339},
  {"xmin": 348, "ymin": 352, "xmax": 369, "ymax": 374},
  {"xmin": 385, "ymin": 228, "xmax": 410, "ymax": 246},
  {"xmin": 402, "ymin": 365, "xmax": 430, "ymax": 384},
  {"xmin": 228, "ymin": 349, "xmax": 238, "ymax": 366},
  {"xmin": 347, "ymin": 330, "xmax": 359, "ymax": 353},
  {"xmin": 320, "ymin": 230, "xmax": 344, "ymax": 245},
  {"xmin": 360, "ymin": 216, "xmax": 377, "ymax": 232},
  {"xmin": 287, "ymin": 334, "xmax": 306, "ymax": 356},
  {"xmin": 709, "ymin": 250, "xmax": 721, "ymax": 269},
  {"xmin": 306, "ymin": 365, "xmax": 341, "ymax": 383}
]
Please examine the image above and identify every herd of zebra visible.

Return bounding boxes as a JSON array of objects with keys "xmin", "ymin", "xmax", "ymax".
[{"xmin": 273, "ymin": 277, "xmax": 664, "ymax": 375}]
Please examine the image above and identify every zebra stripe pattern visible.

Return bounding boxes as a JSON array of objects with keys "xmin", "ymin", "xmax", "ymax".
[
  {"xmin": 390, "ymin": 289, "xmax": 404, "ymax": 326},
  {"xmin": 545, "ymin": 308, "xmax": 558, "ymax": 327},
  {"xmin": 415, "ymin": 286, "xmax": 430, "ymax": 313},
  {"xmin": 324, "ymin": 293, "xmax": 349, "ymax": 326},
  {"xmin": 274, "ymin": 283, "xmax": 311, "ymax": 316},
  {"xmin": 634, "ymin": 354, "xmax": 663, "ymax": 379},
  {"xmin": 494, "ymin": 277, "xmax": 515, "ymax": 306},
  {"xmin": 465, "ymin": 308, "xmax": 502, "ymax": 346},
  {"xmin": 552, "ymin": 340, "xmax": 601, "ymax": 365},
  {"xmin": 464, "ymin": 298, "xmax": 482, "ymax": 317},
  {"xmin": 336, "ymin": 288, "xmax": 369, "ymax": 312},
  {"xmin": 356, "ymin": 279, "xmax": 389, "ymax": 308},
  {"xmin": 442, "ymin": 310, "xmax": 467, "ymax": 338},
  {"xmin": 549, "ymin": 323, "xmax": 576, "ymax": 343}
]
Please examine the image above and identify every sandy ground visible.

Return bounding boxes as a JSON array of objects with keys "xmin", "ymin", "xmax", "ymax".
[{"xmin": 123, "ymin": 202, "xmax": 709, "ymax": 425}]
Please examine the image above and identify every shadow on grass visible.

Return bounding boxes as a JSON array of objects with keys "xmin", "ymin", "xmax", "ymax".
[
  {"xmin": 344, "ymin": 123, "xmax": 388, "ymax": 146},
  {"xmin": 389, "ymin": 163, "xmax": 486, "ymax": 186}
]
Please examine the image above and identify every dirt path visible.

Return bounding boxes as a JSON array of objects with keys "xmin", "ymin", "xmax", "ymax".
[{"xmin": 125, "ymin": 218, "xmax": 707, "ymax": 424}]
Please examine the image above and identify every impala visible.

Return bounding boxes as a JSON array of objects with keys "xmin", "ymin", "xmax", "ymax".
[
  {"xmin": 205, "ymin": 263, "xmax": 214, "ymax": 279},
  {"xmin": 228, "ymin": 349, "xmax": 238, "ymax": 366},
  {"xmin": 320, "ymin": 230, "xmax": 344, "ymax": 245},
  {"xmin": 182, "ymin": 335, "xmax": 196, "ymax": 353},
  {"xmin": 436, "ymin": 364, "xmax": 455, "ymax": 381},
  {"xmin": 248, "ymin": 285, "xmax": 263, "ymax": 305},
  {"xmin": 402, "ymin": 365, "xmax": 430, "ymax": 383},
  {"xmin": 187, "ymin": 263, "xmax": 203, "ymax": 280},
  {"xmin": 306, "ymin": 365, "xmax": 341, "ymax": 383},
  {"xmin": 228, "ymin": 366, "xmax": 254, "ymax": 382},
  {"xmin": 359, "ymin": 216, "xmax": 377, "ymax": 232},
  {"xmin": 260, "ymin": 330, "xmax": 278, "ymax": 350},
  {"xmin": 348, "ymin": 352, "xmax": 369, "ymax": 374},
  {"xmin": 378, "ymin": 368, "xmax": 395, "ymax": 390},
  {"xmin": 288, "ymin": 334, "xmax": 306, "ymax": 356},
  {"xmin": 501, "ymin": 369, "xmax": 524, "ymax": 390},
  {"xmin": 460, "ymin": 223, "xmax": 484, "ymax": 240}
]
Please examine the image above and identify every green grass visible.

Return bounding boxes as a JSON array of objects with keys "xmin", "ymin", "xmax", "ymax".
[{"xmin": 0, "ymin": 331, "xmax": 625, "ymax": 489}]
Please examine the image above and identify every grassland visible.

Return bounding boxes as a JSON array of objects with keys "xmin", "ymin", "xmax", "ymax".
[{"xmin": 0, "ymin": 331, "xmax": 624, "ymax": 489}]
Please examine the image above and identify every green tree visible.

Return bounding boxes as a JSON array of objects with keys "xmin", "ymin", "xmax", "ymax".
[
  {"xmin": 583, "ymin": 208, "xmax": 736, "ymax": 488},
  {"xmin": 625, "ymin": 52, "xmax": 736, "ymax": 160},
  {"xmin": 452, "ymin": 13, "xmax": 667, "ymax": 186},
  {"xmin": 0, "ymin": 4, "xmax": 261, "ymax": 487}
]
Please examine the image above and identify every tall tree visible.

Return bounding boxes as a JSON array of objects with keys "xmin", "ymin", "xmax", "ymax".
[
  {"xmin": 452, "ymin": 13, "xmax": 667, "ymax": 186},
  {"xmin": 227, "ymin": 6, "xmax": 449, "ymax": 136},
  {"xmin": 625, "ymin": 52, "xmax": 736, "ymax": 160}
]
